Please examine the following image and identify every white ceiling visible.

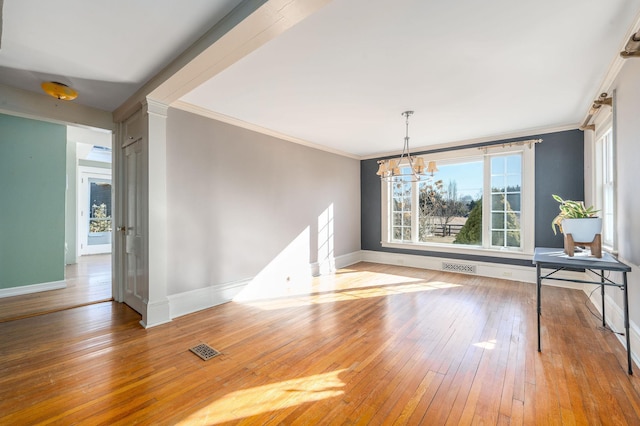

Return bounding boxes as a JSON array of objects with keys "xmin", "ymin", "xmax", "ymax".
[
  {"xmin": 2, "ymin": 0, "xmax": 640, "ymax": 157},
  {"xmin": 0, "ymin": 0, "xmax": 244, "ymax": 111}
]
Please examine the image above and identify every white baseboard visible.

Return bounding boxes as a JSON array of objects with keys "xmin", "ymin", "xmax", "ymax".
[
  {"xmin": 584, "ymin": 255, "xmax": 640, "ymax": 371},
  {"xmin": 169, "ymin": 251, "xmax": 363, "ymax": 319},
  {"xmin": 587, "ymin": 286, "xmax": 640, "ymax": 371},
  {"xmin": 310, "ymin": 251, "xmax": 362, "ymax": 276},
  {"xmin": 141, "ymin": 299, "xmax": 172, "ymax": 328},
  {"xmin": 0, "ymin": 280, "xmax": 66, "ymax": 298},
  {"xmin": 168, "ymin": 278, "xmax": 250, "ymax": 319},
  {"xmin": 360, "ymin": 250, "xmax": 587, "ymax": 287}
]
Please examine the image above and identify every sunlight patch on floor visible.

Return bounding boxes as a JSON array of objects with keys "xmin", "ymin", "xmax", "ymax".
[
  {"xmin": 240, "ymin": 280, "xmax": 461, "ymax": 311},
  {"xmin": 177, "ymin": 369, "xmax": 346, "ymax": 424},
  {"xmin": 473, "ymin": 339, "xmax": 497, "ymax": 350}
]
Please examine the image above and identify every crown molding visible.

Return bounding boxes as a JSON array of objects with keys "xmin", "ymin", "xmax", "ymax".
[
  {"xmin": 172, "ymin": 100, "xmax": 361, "ymax": 160},
  {"xmin": 360, "ymin": 123, "xmax": 580, "ymax": 160},
  {"xmin": 579, "ymin": 10, "xmax": 640, "ymax": 128}
]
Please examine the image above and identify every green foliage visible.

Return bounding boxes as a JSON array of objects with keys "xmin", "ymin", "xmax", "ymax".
[
  {"xmin": 551, "ymin": 194, "xmax": 599, "ymax": 235},
  {"xmin": 90, "ymin": 203, "xmax": 112, "ymax": 233},
  {"xmin": 454, "ymin": 199, "xmax": 482, "ymax": 244}
]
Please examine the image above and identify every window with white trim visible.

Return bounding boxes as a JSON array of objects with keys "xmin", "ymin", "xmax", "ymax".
[
  {"xmin": 595, "ymin": 125, "xmax": 615, "ymax": 249},
  {"xmin": 381, "ymin": 145, "xmax": 535, "ymax": 255}
]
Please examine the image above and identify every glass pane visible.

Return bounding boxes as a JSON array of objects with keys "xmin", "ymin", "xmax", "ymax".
[
  {"xmin": 393, "ymin": 213, "xmax": 402, "ymax": 226},
  {"xmin": 491, "ymin": 194, "xmax": 505, "ymax": 211},
  {"xmin": 507, "ymin": 212, "xmax": 521, "ymax": 229},
  {"xmin": 506, "ymin": 194, "xmax": 521, "ymax": 211},
  {"xmin": 402, "ymin": 227, "xmax": 411, "ymax": 241},
  {"xmin": 393, "ymin": 227, "xmax": 401, "ymax": 240},
  {"xmin": 492, "ymin": 213, "xmax": 504, "ymax": 229},
  {"xmin": 491, "ymin": 175, "xmax": 505, "ymax": 192},
  {"xmin": 506, "ymin": 175, "xmax": 521, "ymax": 190},
  {"xmin": 403, "ymin": 196, "xmax": 412, "ymax": 210},
  {"xmin": 492, "ymin": 231, "xmax": 504, "ymax": 246},
  {"xmin": 506, "ymin": 155, "xmax": 521, "ymax": 173},
  {"xmin": 507, "ymin": 231, "xmax": 521, "ymax": 247},
  {"xmin": 491, "ymin": 157, "xmax": 505, "ymax": 174},
  {"xmin": 403, "ymin": 212, "xmax": 411, "ymax": 225},
  {"xmin": 88, "ymin": 178, "xmax": 112, "ymax": 246}
]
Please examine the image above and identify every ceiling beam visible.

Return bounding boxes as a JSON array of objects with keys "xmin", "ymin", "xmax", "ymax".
[{"xmin": 113, "ymin": 0, "xmax": 331, "ymax": 122}]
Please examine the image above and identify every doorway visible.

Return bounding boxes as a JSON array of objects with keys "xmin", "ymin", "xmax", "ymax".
[{"xmin": 0, "ymin": 124, "xmax": 115, "ymax": 322}]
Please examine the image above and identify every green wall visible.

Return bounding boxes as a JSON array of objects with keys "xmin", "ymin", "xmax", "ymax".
[{"xmin": 0, "ymin": 114, "xmax": 67, "ymax": 288}]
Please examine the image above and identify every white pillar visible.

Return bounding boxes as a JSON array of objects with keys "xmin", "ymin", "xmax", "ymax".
[{"xmin": 143, "ymin": 98, "xmax": 170, "ymax": 326}]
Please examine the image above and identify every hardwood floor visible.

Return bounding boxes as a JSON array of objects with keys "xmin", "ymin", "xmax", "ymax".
[
  {"xmin": 1, "ymin": 262, "xmax": 639, "ymax": 425},
  {"xmin": 0, "ymin": 254, "xmax": 112, "ymax": 322}
]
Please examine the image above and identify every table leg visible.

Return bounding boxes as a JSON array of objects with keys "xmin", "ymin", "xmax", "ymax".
[
  {"xmin": 601, "ymin": 270, "xmax": 606, "ymax": 328},
  {"xmin": 624, "ymin": 272, "xmax": 632, "ymax": 375},
  {"xmin": 537, "ymin": 263, "xmax": 542, "ymax": 352}
]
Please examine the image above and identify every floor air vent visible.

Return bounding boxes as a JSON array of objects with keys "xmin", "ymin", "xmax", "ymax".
[
  {"xmin": 442, "ymin": 262, "xmax": 476, "ymax": 274},
  {"xmin": 189, "ymin": 343, "xmax": 221, "ymax": 361}
]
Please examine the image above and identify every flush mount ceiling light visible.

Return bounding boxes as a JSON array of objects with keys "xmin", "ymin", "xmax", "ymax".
[
  {"xmin": 41, "ymin": 81, "xmax": 78, "ymax": 101},
  {"xmin": 376, "ymin": 111, "xmax": 437, "ymax": 182}
]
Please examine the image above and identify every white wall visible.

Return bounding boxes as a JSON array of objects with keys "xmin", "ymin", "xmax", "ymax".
[
  {"xmin": 165, "ymin": 108, "xmax": 360, "ymax": 312},
  {"xmin": 585, "ymin": 58, "xmax": 640, "ymax": 361}
]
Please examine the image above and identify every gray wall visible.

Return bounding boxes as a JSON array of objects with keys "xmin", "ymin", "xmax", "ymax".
[
  {"xmin": 609, "ymin": 57, "xmax": 640, "ymax": 330},
  {"xmin": 0, "ymin": 113, "xmax": 66, "ymax": 288},
  {"xmin": 615, "ymin": 59, "xmax": 640, "ymax": 266},
  {"xmin": 361, "ymin": 130, "xmax": 585, "ymax": 266},
  {"xmin": 165, "ymin": 108, "xmax": 361, "ymax": 295}
]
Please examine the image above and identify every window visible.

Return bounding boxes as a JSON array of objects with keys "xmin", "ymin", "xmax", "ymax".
[
  {"xmin": 595, "ymin": 125, "xmax": 615, "ymax": 249},
  {"xmin": 381, "ymin": 145, "xmax": 534, "ymax": 256}
]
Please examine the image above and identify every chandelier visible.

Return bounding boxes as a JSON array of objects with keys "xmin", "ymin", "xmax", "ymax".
[{"xmin": 376, "ymin": 111, "xmax": 437, "ymax": 182}]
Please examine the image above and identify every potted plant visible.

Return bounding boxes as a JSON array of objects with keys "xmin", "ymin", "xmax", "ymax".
[{"xmin": 551, "ymin": 194, "xmax": 602, "ymax": 256}]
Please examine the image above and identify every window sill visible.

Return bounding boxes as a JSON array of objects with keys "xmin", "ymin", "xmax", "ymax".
[{"xmin": 380, "ymin": 240, "xmax": 534, "ymax": 260}]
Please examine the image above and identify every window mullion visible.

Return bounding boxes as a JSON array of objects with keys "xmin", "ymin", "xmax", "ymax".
[{"xmin": 411, "ymin": 180, "xmax": 419, "ymax": 242}]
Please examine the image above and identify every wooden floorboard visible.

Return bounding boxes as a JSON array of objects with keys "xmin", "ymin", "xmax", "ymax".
[
  {"xmin": 0, "ymin": 254, "xmax": 112, "ymax": 322},
  {"xmin": 1, "ymin": 262, "xmax": 639, "ymax": 425}
]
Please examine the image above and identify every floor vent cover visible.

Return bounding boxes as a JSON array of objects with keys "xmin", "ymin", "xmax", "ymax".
[
  {"xmin": 189, "ymin": 343, "xmax": 221, "ymax": 361},
  {"xmin": 442, "ymin": 262, "xmax": 477, "ymax": 274}
]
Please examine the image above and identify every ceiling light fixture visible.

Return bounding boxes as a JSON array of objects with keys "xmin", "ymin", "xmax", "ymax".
[
  {"xmin": 41, "ymin": 81, "xmax": 78, "ymax": 101},
  {"xmin": 376, "ymin": 111, "xmax": 437, "ymax": 182}
]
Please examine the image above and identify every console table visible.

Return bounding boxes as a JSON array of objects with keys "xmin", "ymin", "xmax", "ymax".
[{"xmin": 533, "ymin": 247, "xmax": 633, "ymax": 374}]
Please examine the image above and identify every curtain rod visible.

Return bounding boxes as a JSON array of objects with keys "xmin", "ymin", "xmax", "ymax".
[{"xmin": 478, "ymin": 138, "xmax": 542, "ymax": 152}]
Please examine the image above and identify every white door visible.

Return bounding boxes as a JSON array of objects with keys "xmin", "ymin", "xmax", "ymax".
[{"xmin": 121, "ymin": 139, "xmax": 147, "ymax": 315}]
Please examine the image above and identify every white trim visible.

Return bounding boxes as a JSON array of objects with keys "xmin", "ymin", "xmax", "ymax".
[
  {"xmin": 310, "ymin": 251, "xmax": 362, "ymax": 276},
  {"xmin": 360, "ymin": 250, "xmax": 588, "ymax": 287},
  {"xmin": 379, "ymin": 145, "xmax": 535, "ymax": 255},
  {"xmin": 115, "ymin": 0, "xmax": 331, "ymax": 122},
  {"xmin": 167, "ymin": 278, "xmax": 251, "ymax": 319},
  {"xmin": 361, "ymin": 124, "xmax": 577, "ymax": 161},
  {"xmin": 172, "ymin": 101, "xmax": 360, "ymax": 160},
  {"xmin": 0, "ymin": 280, "xmax": 66, "ymax": 298},
  {"xmin": 141, "ymin": 299, "xmax": 172, "ymax": 328},
  {"xmin": 580, "ymin": 9, "xmax": 640, "ymax": 125},
  {"xmin": 380, "ymin": 241, "xmax": 533, "ymax": 260},
  {"xmin": 586, "ymin": 280, "xmax": 640, "ymax": 371},
  {"xmin": 142, "ymin": 98, "xmax": 171, "ymax": 328},
  {"xmin": 583, "ymin": 254, "xmax": 640, "ymax": 370}
]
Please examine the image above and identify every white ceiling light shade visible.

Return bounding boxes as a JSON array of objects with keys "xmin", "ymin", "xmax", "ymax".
[{"xmin": 376, "ymin": 111, "xmax": 437, "ymax": 182}]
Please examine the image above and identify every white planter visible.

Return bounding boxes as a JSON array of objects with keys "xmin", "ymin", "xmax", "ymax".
[{"xmin": 562, "ymin": 217, "xmax": 602, "ymax": 242}]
